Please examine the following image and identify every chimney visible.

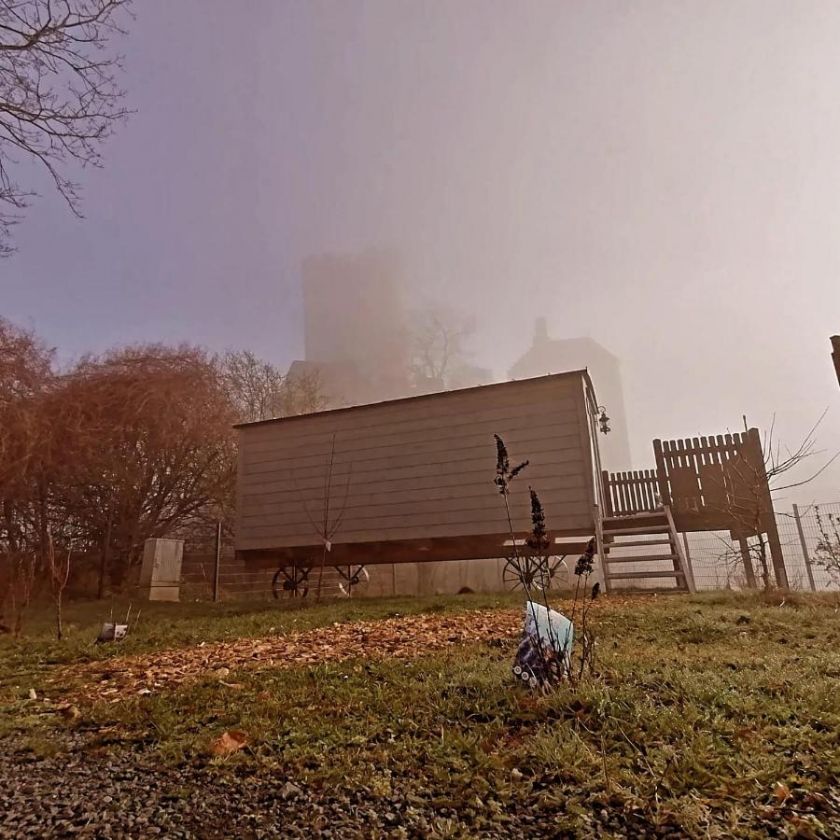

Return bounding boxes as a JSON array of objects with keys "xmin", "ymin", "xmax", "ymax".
[
  {"xmin": 534, "ymin": 317, "xmax": 549, "ymax": 346},
  {"xmin": 832, "ymin": 335, "xmax": 840, "ymax": 387}
]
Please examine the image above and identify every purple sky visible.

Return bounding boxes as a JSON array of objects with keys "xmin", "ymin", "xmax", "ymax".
[{"xmin": 3, "ymin": 0, "xmax": 840, "ymax": 498}]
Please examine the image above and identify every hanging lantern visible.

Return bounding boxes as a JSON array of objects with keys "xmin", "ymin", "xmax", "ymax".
[{"xmin": 598, "ymin": 407, "xmax": 611, "ymax": 435}]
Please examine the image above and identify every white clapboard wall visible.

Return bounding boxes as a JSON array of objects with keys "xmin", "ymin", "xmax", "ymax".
[{"xmin": 235, "ymin": 372, "xmax": 598, "ymax": 553}]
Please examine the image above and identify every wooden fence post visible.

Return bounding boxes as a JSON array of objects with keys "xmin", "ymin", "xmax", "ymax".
[
  {"xmin": 601, "ymin": 471, "xmax": 613, "ymax": 517},
  {"xmin": 653, "ymin": 439, "xmax": 671, "ymax": 508},
  {"xmin": 792, "ymin": 504, "xmax": 817, "ymax": 592},
  {"xmin": 765, "ymin": 526, "xmax": 789, "ymax": 590},
  {"xmin": 681, "ymin": 532, "xmax": 697, "ymax": 591},
  {"xmin": 745, "ymin": 427, "xmax": 789, "ymax": 590}
]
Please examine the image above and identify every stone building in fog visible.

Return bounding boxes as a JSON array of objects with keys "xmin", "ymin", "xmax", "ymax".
[{"xmin": 509, "ymin": 319, "xmax": 633, "ymax": 471}]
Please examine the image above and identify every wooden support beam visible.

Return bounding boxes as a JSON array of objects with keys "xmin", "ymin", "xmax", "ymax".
[
  {"xmin": 738, "ymin": 538, "xmax": 758, "ymax": 589},
  {"xmin": 239, "ymin": 532, "xmax": 594, "ymax": 570}
]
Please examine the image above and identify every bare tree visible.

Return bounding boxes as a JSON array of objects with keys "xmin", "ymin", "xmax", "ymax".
[
  {"xmin": 46, "ymin": 344, "xmax": 236, "ymax": 589},
  {"xmin": 218, "ymin": 350, "xmax": 327, "ymax": 423},
  {"xmin": 218, "ymin": 350, "xmax": 286, "ymax": 423},
  {"xmin": 0, "ymin": 318, "xmax": 53, "ymax": 629},
  {"xmin": 409, "ymin": 305, "xmax": 475, "ymax": 390},
  {"xmin": 280, "ymin": 368, "xmax": 327, "ymax": 416},
  {"xmin": 6, "ymin": 550, "xmax": 35, "ymax": 635},
  {"xmin": 713, "ymin": 415, "xmax": 838, "ymax": 589},
  {"xmin": 0, "ymin": 0, "xmax": 132, "ymax": 254}
]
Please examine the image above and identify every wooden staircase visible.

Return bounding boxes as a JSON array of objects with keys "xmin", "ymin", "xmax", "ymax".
[{"xmin": 601, "ymin": 507, "xmax": 694, "ymax": 593}]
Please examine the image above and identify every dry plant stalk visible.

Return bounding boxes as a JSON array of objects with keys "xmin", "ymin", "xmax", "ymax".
[
  {"xmin": 814, "ymin": 506, "xmax": 840, "ymax": 585},
  {"xmin": 494, "ymin": 434, "xmax": 598, "ymax": 689}
]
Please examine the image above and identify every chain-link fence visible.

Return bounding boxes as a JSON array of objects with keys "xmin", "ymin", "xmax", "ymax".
[
  {"xmin": 180, "ymin": 547, "xmax": 380, "ymax": 601},
  {"xmin": 685, "ymin": 500, "xmax": 840, "ymax": 591},
  {"xmin": 179, "ymin": 501, "xmax": 840, "ymax": 601}
]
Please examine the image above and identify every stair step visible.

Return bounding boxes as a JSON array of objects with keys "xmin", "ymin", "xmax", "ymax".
[
  {"xmin": 604, "ymin": 511, "xmax": 665, "ymax": 520},
  {"xmin": 605, "ymin": 539, "xmax": 672, "ymax": 550},
  {"xmin": 606, "ymin": 570, "xmax": 684, "ymax": 580},
  {"xmin": 604, "ymin": 510, "xmax": 665, "ymax": 519},
  {"xmin": 604, "ymin": 521, "xmax": 668, "ymax": 531},
  {"xmin": 603, "ymin": 525, "xmax": 670, "ymax": 536},
  {"xmin": 605, "ymin": 554, "xmax": 678, "ymax": 564}
]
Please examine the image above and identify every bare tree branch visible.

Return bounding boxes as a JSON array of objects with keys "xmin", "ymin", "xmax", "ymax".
[
  {"xmin": 0, "ymin": 0, "xmax": 132, "ymax": 253},
  {"xmin": 408, "ymin": 304, "xmax": 475, "ymax": 390}
]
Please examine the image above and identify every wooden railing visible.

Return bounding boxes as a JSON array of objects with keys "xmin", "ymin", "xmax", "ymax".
[
  {"xmin": 601, "ymin": 469, "xmax": 661, "ymax": 517},
  {"xmin": 653, "ymin": 431, "xmax": 755, "ymax": 517}
]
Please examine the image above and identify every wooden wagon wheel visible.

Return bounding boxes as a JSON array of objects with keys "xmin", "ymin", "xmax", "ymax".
[
  {"xmin": 271, "ymin": 565, "xmax": 310, "ymax": 600},
  {"xmin": 503, "ymin": 557, "xmax": 552, "ymax": 591},
  {"xmin": 546, "ymin": 555, "xmax": 567, "ymax": 586},
  {"xmin": 335, "ymin": 565, "xmax": 369, "ymax": 595}
]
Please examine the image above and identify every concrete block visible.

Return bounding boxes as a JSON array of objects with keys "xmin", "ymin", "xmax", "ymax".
[{"xmin": 140, "ymin": 538, "xmax": 184, "ymax": 602}]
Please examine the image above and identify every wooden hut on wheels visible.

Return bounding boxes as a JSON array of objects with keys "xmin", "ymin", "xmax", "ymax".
[
  {"xmin": 235, "ymin": 370, "xmax": 783, "ymax": 596},
  {"xmin": 235, "ymin": 372, "xmax": 607, "ymax": 594}
]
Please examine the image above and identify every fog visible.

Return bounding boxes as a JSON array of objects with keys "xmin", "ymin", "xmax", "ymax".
[{"xmin": 4, "ymin": 0, "xmax": 840, "ymax": 501}]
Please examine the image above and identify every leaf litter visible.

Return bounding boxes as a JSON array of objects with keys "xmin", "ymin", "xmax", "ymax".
[{"xmin": 46, "ymin": 609, "xmax": 522, "ymax": 704}]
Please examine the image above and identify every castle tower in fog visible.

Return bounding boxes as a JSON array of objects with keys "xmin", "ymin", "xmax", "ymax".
[{"xmin": 291, "ymin": 250, "xmax": 411, "ymax": 406}]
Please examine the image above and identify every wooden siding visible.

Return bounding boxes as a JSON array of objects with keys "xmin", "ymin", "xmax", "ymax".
[{"xmin": 235, "ymin": 373, "xmax": 596, "ymax": 552}]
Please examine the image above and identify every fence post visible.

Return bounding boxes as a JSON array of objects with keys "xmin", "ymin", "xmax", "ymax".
[
  {"xmin": 792, "ymin": 504, "xmax": 817, "ymax": 592},
  {"xmin": 653, "ymin": 439, "xmax": 671, "ymax": 507},
  {"xmin": 681, "ymin": 532, "xmax": 697, "ymax": 592},
  {"xmin": 213, "ymin": 520, "xmax": 222, "ymax": 602},
  {"xmin": 601, "ymin": 471, "xmax": 613, "ymax": 517}
]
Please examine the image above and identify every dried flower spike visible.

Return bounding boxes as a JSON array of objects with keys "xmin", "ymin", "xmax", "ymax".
[{"xmin": 574, "ymin": 538, "xmax": 596, "ymax": 577}]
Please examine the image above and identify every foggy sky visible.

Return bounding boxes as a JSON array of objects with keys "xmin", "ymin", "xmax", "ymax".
[{"xmin": 3, "ymin": 0, "xmax": 840, "ymax": 501}]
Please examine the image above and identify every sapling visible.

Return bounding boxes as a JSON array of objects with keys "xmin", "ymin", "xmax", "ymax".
[{"xmin": 46, "ymin": 532, "xmax": 72, "ymax": 641}]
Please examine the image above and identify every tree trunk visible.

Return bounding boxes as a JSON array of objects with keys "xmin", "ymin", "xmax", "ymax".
[
  {"xmin": 97, "ymin": 516, "xmax": 113, "ymax": 600},
  {"xmin": 55, "ymin": 591, "xmax": 63, "ymax": 641}
]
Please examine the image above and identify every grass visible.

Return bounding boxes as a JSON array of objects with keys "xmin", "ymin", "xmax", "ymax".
[{"xmin": 3, "ymin": 590, "xmax": 840, "ymax": 837}]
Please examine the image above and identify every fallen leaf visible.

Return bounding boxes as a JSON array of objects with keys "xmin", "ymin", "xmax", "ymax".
[
  {"xmin": 210, "ymin": 729, "xmax": 248, "ymax": 756},
  {"xmin": 773, "ymin": 782, "xmax": 790, "ymax": 802}
]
